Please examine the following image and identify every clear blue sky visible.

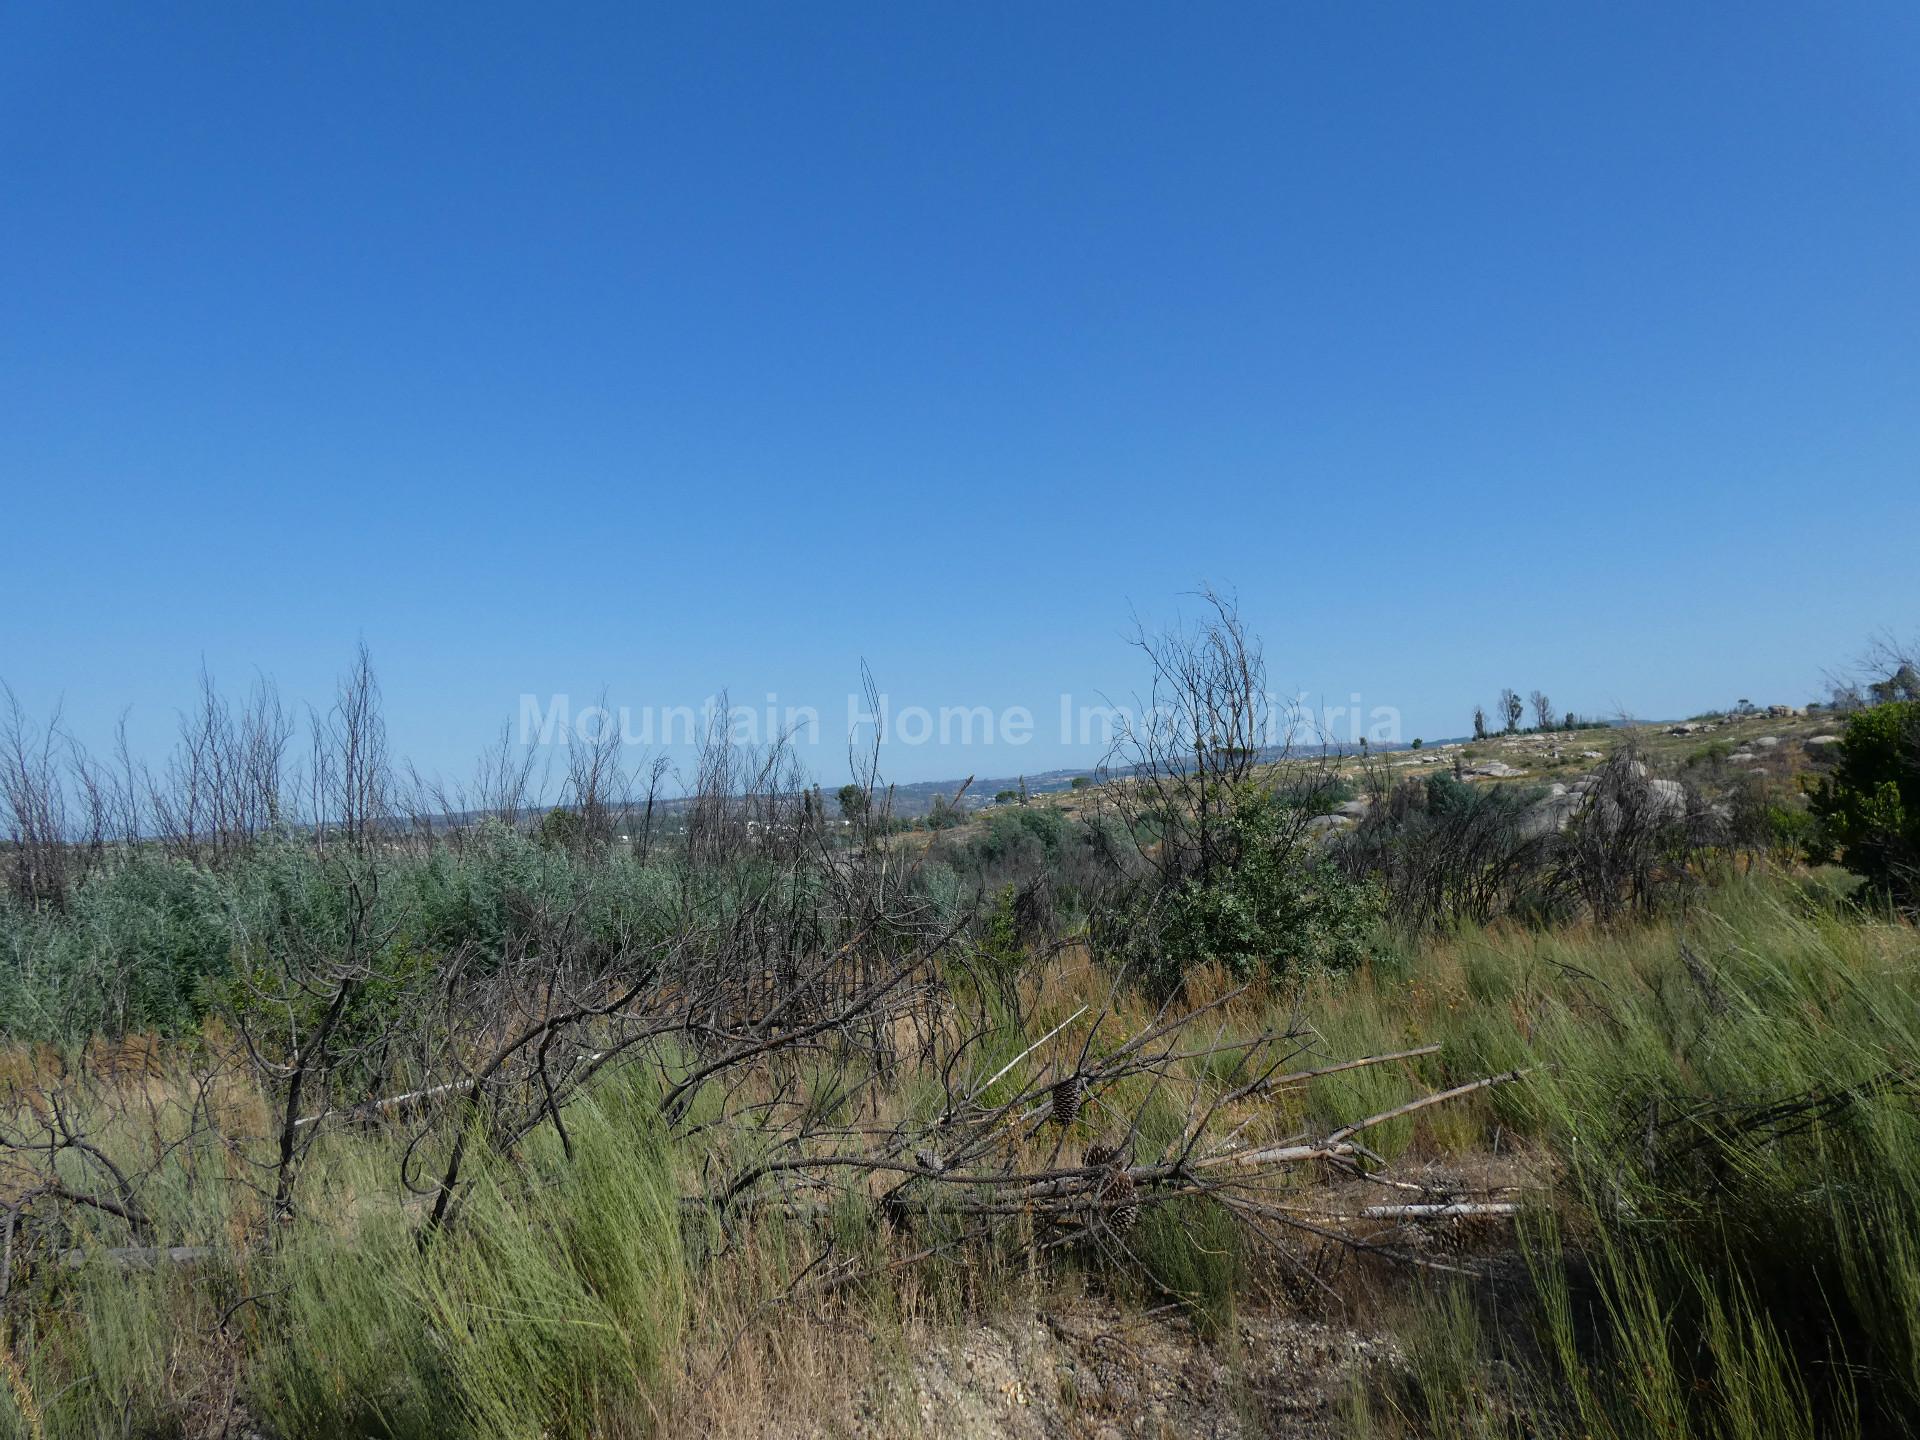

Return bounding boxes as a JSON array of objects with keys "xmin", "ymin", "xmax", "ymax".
[{"xmin": 3, "ymin": 2, "xmax": 1917, "ymax": 788}]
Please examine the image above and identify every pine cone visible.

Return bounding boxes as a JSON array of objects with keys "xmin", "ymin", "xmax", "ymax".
[
  {"xmin": 1050, "ymin": 1075, "xmax": 1085, "ymax": 1127},
  {"xmin": 1098, "ymin": 1167, "xmax": 1139, "ymax": 1235}
]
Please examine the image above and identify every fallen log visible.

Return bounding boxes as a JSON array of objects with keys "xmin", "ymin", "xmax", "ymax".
[
  {"xmin": 1325, "ymin": 1068, "xmax": 1532, "ymax": 1145},
  {"xmin": 1359, "ymin": 1202, "xmax": 1519, "ymax": 1220}
]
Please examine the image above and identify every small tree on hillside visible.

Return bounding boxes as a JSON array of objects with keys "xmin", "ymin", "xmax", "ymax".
[
  {"xmin": 1871, "ymin": 663, "xmax": 1920, "ymax": 706},
  {"xmin": 836, "ymin": 782, "xmax": 868, "ymax": 821},
  {"xmin": 1472, "ymin": 706, "xmax": 1488, "ymax": 741},
  {"xmin": 1811, "ymin": 700, "xmax": 1919, "ymax": 908},
  {"xmin": 537, "ymin": 805, "xmax": 586, "ymax": 852},
  {"xmin": 1500, "ymin": 689, "xmax": 1524, "ymax": 735},
  {"xmin": 1101, "ymin": 587, "xmax": 1371, "ymax": 990},
  {"xmin": 1531, "ymin": 691, "xmax": 1553, "ymax": 732}
]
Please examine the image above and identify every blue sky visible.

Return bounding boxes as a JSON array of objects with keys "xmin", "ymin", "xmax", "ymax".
[{"xmin": 3, "ymin": 2, "xmax": 1917, "ymax": 789}]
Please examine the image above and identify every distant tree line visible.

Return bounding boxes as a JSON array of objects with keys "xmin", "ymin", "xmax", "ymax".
[{"xmin": 1470, "ymin": 688, "xmax": 1596, "ymax": 740}]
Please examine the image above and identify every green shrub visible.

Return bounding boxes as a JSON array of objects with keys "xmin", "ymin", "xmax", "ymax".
[
  {"xmin": 1766, "ymin": 801, "xmax": 1816, "ymax": 858},
  {"xmin": 972, "ymin": 806, "xmax": 1070, "ymax": 865},
  {"xmin": 536, "ymin": 805, "xmax": 587, "ymax": 852},
  {"xmin": 1275, "ymin": 773, "xmax": 1356, "ymax": 815},
  {"xmin": 1810, "ymin": 701, "xmax": 1919, "ymax": 905},
  {"xmin": 0, "ymin": 853, "xmax": 232, "ymax": 1037},
  {"xmin": 975, "ymin": 882, "xmax": 1026, "ymax": 996},
  {"xmin": 1687, "ymin": 738, "xmax": 1734, "ymax": 768},
  {"xmin": 0, "ymin": 827, "xmax": 701, "ymax": 1042},
  {"xmin": 1137, "ymin": 787, "xmax": 1379, "ymax": 991}
]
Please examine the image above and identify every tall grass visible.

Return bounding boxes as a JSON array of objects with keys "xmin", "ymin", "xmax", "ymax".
[
  {"xmin": 2, "ymin": 1076, "xmax": 689, "ymax": 1440},
  {"xmin": 1, "ymin": 870, "xmax": 1913, "ymax": 1437},
  {"xmin": 255, "ymin": 1078, "xmax": 688, "ymax": 1440},
  {"xmin": 1339, "ymin": 877, "xmax": 1920, "ymax": 1437}
]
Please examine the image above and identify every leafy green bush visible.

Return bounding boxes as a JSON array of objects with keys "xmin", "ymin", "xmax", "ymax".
[
  {"xmin": 1275, "ymin": 773, "xmax": 1356, "ymax": 815},
  {"xmin": 1422, "ymin": 770, "xmax": 1476, "ymax": 816},
  {"xmin": 1136, "ymin": 787, "xmax": 1378, "ymax": 991},
  {"xmin": 926, "ymin": 806, "xmax": 1130, "ymax": 934},
  {"xmin": 975, "ymin": 882, "xmax": 1026, "ymax": 996},
  {"xmin": 1686, "ymin": 738, "xmax": 1735, "ymax": 768},
  {"xmin": 1765, "ymin": 801, "xmax": 1816, "ymax": 858},
  {"xmin": 0, "ymin": 854, "xmax": 231, "ymax": 1037},
  {"xmin": 0, "ymin": 825, "xmax": 699, "ymax": 1041},
  {"xmin": 971, "ymin": 806, "xmax": 1071, "ymax": 865},
  {"xmin": 1810, "ymin": 701, "xmax": 1919, "ymax": 905},
  {"xmin": 536, "ymin": 804, "xmax": 587, "ymax": 852}
]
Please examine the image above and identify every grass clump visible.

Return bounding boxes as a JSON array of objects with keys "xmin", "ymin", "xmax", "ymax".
[
  {"xmin": 249, "ymin": 1082, "xmax": 687, "ymax": 1440},
  {"xmin": 1359, "ymin": 878, "xmax": 1920, "ymax": 1437}
]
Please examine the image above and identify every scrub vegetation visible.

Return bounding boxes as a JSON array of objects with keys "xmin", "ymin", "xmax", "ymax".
[{"xmin": 0, "ymin": 615, "xmax": 1914, "ymax": 1438}]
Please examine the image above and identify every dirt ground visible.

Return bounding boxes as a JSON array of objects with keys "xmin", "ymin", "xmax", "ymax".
[{"xmin": 887, "ymin": 1304, "xmax": 1394, "ymax": 1440}]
